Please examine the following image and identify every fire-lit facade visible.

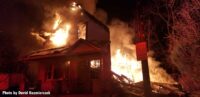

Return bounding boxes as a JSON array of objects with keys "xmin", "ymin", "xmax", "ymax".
[{"xmin": 21, "ymin": 9, "xmax": 111, "ymax": 95}]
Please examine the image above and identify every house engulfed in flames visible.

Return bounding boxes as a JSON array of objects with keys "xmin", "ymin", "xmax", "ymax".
[{"xmin": 21, "ymin": 3, "xmax": 112, "ymax": 96}]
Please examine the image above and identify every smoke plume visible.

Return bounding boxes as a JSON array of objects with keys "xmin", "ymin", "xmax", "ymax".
[{"xmin": 109, "ymin": 19, "xmax": 176, "ymax": 83}]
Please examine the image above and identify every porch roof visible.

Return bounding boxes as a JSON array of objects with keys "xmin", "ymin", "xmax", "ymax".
[{"xmin": 21, "ymin": 39, "xmax": 103, "ymax": 61}]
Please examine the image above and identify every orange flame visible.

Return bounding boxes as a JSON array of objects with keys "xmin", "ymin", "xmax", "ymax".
[
  {"xmin": 111, "ymin": 49, "xmax": 177, "ymax": 84},
  {"xmin": 111, "ymin": 49, "xmax": 143, "ymax": 82},
  {"xmin": 50, "ymin": 23, "xmax": 71, "ymax": 47},
  {"xmin": 53, "ymin": 13, "xmax": 62, "ymax": 30}
]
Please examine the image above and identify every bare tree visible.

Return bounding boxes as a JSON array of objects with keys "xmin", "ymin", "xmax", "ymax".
[
  {"xmin": 148, "ymin": 0, "xmax": 200, "ymax": 92},
  {"xmin": 167, "ymin": 0, "xmax": 200, "ymax": 91}
]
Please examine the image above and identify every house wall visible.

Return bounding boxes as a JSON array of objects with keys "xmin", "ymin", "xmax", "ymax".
[
  {"xmin": 26, "ymin": 54, "xmax": 110, "ymax": 94},
  {"xmin": 87, "ymin": 15, "xmax": 112, "ymax": 95},
  {"xmin": 84, "ymin": 15, "xmax": 111, "ymax": 81},
  {"xmin": 27, "ymin": 61, "xmax": 40, "ymax": 81},
  {"xmin": 84, "ymin": 14, "xmax": 109, "ymax": 42},
  {"xmin": 86, "ymin": 22, "xmax": 109, "ymax": 42},
  {"xmin": 38, "ymin": 58, "xmax": 65, "ymax": 92},
  {"xmin": 27, "ymin": 57, "xmax": 93, "ymax": 94}
]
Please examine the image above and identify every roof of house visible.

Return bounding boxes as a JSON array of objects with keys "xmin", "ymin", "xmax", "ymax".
[
  {"xmin": 82, "ymin": 9, "xmax": 109, "ymax": 32},
  {"xmin": 21, "ymin": 39, "xmax": 103, "ymax": 61}
]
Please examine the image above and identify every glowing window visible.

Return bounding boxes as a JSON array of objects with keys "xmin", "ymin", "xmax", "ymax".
[
  {"xmin": 90, "ymin": 59, "xmax": 100, "ymax": 69},
  {"xmin": 78, "ymin": 23, "xmax": 86, "ymax": 39}
]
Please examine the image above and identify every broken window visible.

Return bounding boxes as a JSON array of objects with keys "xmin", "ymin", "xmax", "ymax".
[{"xmin": 90, "ymin": 59, "xmax": 101, "ymax": 79}]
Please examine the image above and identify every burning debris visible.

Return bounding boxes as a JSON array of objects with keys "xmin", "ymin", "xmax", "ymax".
[
  {"xmin": 112, "ymin": 73, "xmax": 185, "ymax": 97},
  {"xmin": 109, "ymin": 19, "xmax": 176, "ymax": 84}
]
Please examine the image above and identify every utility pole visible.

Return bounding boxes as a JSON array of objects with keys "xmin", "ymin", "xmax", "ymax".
[
  {"xmin": 135, "ymin": 20, "xmax": 152, "ymax": 97},
  {"xmin": 136, "ymin": 41, "xmax": 151, "ymax": 97},
  {"xmin": 142, "ymin": 59, "xmax": 151, "ymax": 97}
]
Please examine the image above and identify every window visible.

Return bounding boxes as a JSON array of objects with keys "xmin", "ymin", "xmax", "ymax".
[
  {"xmin": 46, "ymin": 64, "xmax": 63, "ymax": 80},
  {"xmin": 78, "ymin": 23, "xmax": 86, "ymax": 39},
  {"xmin": 90, "ymin": 59, "xmax": 100, "ymax": 69},
  {"xmin": 90, "ymin": 59, "xmax": 101, "ymax": 79}
]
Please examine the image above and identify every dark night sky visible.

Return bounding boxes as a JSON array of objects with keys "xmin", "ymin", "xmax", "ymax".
[
  {"xmin": 97, "ymin": 0, "xmax": 152, "ymax": 22},
  {"xmin": 97, "ymin": 0, "xmax": 136, "ymax": 22}
]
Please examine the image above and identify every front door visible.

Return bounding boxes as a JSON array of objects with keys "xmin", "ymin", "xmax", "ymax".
[{"xmin": 77, "ymin": 60, "xmax": 92, "ymax": 94}]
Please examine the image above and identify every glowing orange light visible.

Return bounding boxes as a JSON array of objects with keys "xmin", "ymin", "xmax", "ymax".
[
  {"xmin": 111, "ymin": 48, "xmax": 177, "ymax": 84},
  {"xmin": 111, "ymin": 49, "xmax": 143, "ymax": 82},
  {"xmin": 53, "ymin": 13, "xmax": 62, "ymax": 30},
  {"xmin": 50, "ymin": 24, "xmax": 71, "ymax": 47}
]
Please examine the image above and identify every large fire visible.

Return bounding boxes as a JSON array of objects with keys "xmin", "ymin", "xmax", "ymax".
[
  {"xmin": 50, "ymin": 23, "xmax": 71, "ymax": 47},
  {"xmin": 31, "ymin": 13, "xmax": 71, "ymax": 48},
  {"xmin": 111, "ymin": 49, "xmax": 143, "ymax": 82},
  {"xmin": 109, "ymin": 20, "xmax": 176, "ymax": 84},
  {"xmin": 49, "ymin": 13, "xmax": 71, "ymax": 47},
  {"xmin": 111, "ymin": 48, "xmax": 176, "ymax": 83}
]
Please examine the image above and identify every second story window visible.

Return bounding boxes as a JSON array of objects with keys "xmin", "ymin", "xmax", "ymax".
[{"xmin": 78, "ymin": 23, "xmax": 86, "ymax": 39}]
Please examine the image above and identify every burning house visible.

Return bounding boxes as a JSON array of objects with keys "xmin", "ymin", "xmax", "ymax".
[{"xmin": 21, "ymin": 2, "xmax": 111, "ymax": 96}]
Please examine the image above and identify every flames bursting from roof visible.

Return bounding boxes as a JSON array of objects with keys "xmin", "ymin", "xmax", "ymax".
[
  {"xmin": 31, "ymin": 13, "xmax": 71, "ymax": 48},
  {"xmin": 31, "ymin": 2, "xmax": 82, "ymax": 48},
  {"xmin": 50, "ymin": 22, "xmax": 71, "ymax": 47}
]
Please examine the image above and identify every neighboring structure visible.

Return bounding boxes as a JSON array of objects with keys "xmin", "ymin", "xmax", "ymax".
[{"xmin": 21, "ymin": 10, "xmax": 111, "ymax": 95}]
